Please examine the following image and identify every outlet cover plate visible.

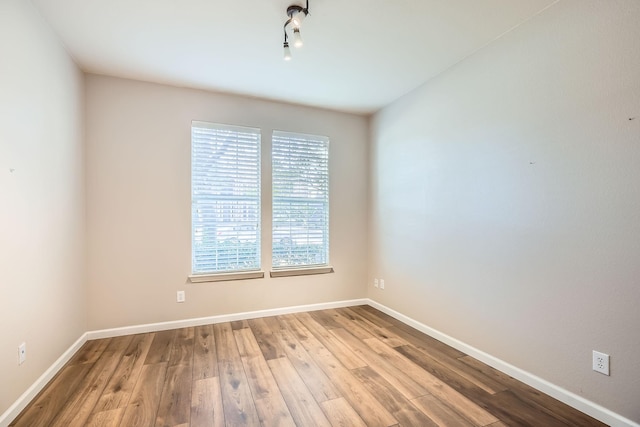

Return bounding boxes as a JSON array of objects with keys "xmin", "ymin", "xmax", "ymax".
[
  {"xmin": 592, "ymin": 350, "xmax": 610, "ymax": 375},
  {"xmin": 18, "ymin": 342, "xmax": 26, "ymax": 365},
  {"xmin": 177, "ymin": 291, "xmax": 185, "ymax": 303}
]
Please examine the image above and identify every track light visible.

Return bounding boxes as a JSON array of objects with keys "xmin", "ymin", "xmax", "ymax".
[
  {"xmin": 283, "ymin": 41, "xmax": 292, "ymax": 61},
  {"xmin": 291, "ymin": 11, "xmax": 305, "ymax": 28},
  {"xmin": 282, "ymin": 0, "xmax": 309, "ymax": 61},
  {"xmin": 292, "ymin": 28, "xmax": 303, "ymax": 48}
]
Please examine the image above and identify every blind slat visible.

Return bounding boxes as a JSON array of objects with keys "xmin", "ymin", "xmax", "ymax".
[
  {"xmin": 192, "ymin": 121, "xmax": 261, "ymax": 274},
  {"xmin": 272, "ymin": 130, "xmax": 330, "ymax": 269}
]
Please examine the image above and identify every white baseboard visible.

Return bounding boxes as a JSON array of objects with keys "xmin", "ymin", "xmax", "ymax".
[
  {"xmin": 0, "ymin": 333, "xmax": 88, "ymax": 427},
  {"xmin": 366, "ymin": 298, "xmax": 639, "ymax": 427},
  {"xmin": 3, "ymin": 297, "xmax": 636, "ymax": 427},
  {"xmin": 1, "ymin": 298, "xmax": 366, "ymax": 426},
  {"xmin": 86, "ymin": 298, "xmax": 369, "ymax": 339}
]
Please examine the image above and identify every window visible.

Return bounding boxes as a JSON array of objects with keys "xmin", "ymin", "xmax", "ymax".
[
  {"xmin": 272, "ymin": 130, "xmax": 330, "ymax": 270},
  {"xmin": 191, "ymin": 121, "xmax": 261, "ymax": 276}
]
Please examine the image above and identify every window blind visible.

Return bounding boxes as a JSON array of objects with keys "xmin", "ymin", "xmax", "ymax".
[
  {"xmin": 191, "ymin": 121, "xmax": 261, "ymax": 274},
  {"xmin": 272, "ymin": 130, "xmax": 329, "ymax": 269}
]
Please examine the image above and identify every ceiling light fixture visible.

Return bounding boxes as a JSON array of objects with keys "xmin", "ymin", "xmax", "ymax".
[
  {"xmin": 283, "ymin": 0, "xmax": 309, "ymax": 60},
  {"xmin": 292, "ymin": 28, "xmax": 303, "ymax": 48},
  {"xmin": 283, "ymin": 42, "xmax": 292, "ymax": 61}
]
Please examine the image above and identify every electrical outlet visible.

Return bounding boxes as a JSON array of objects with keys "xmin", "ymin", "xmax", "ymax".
[
  {"xmin": 380, "ymin": 279, "xmax": 385, "ymax": 290},
  {"xmin": 592, "ymin": 350, "xmax": 610, "ymax": 375},
  {"xmin": 18, "ymin": 342, "xmax": 26, "ymax": 365},
  {"xmin": 177, "ymin": 291, "xmax": 185, "ymax": 303},
  {"xmin": 374, "ymin": 278, "xmax": 379, "ymax": 288}
]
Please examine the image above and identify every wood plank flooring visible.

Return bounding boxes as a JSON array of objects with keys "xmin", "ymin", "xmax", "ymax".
[{"xmin": 10, "ymin": 306, "xmax": 607, "ymax": 427}]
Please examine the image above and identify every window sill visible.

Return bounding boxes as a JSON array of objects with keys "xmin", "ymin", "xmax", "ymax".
[
  {"xmin": 189, "ymin": 270, "xmax": 265, "ymax": 283},
  {"xmin": 270, "ymin": 265, "xmax": 334, "ymax": 278}
]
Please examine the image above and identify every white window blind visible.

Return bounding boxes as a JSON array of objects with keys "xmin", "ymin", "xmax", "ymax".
[
  {"xmin": 191, "ymin": 121, "xmax": 261, "ymax": 274},
  {"xmin": 272, "ymin": 130, "xmax": 329, "ymax": 269}
]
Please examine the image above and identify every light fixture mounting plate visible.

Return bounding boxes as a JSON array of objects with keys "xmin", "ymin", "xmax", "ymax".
[{"xmin": 287, "ymin": 5, "xmax": 305, "ymax": 17}]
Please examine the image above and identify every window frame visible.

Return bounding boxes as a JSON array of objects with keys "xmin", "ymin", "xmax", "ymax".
[
  {"xmin": 270, "ymin": 130, "xmax": 333, "ymax": 276},
  {"xmin": 189, "ymin": 121, "xmax": 264, "ymax": 282}
]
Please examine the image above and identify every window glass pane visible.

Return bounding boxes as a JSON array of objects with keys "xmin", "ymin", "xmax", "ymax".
[
  {"xmin": 272, "ymin": 130, "xmax": 329, "ymax": 269},
  {"xmin": 192, "ymin": 121, "xmax": 261, "ymax": 274}
]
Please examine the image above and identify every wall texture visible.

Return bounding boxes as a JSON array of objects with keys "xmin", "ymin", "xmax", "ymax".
[
  {"xmin": 369, "ymin": 0, "xmax": 640, "ymax": 422},
  {"xmin": 85, "ymin": 75, "xmax": 369, "ymax": 330},
  {"xmin": 0, "ymin": 0, "xmax": 86, "ymax": 416}
]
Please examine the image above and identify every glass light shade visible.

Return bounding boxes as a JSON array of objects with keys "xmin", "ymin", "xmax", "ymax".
[
  {"xmin": 291, "ymin": 10, "xmax": 306, "ymax": 27},
  {"xmin": 292, "ymin": 28, "xmax": 303, "ymax": 48},
  {"xmin": 283, "ymin": 43, "xmax": 292, "ymax": 61}
]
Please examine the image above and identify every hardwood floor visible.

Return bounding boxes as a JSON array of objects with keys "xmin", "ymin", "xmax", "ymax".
[{"xmin": 10, "ymin": 306, "xmax": 607, "ymax": 427}]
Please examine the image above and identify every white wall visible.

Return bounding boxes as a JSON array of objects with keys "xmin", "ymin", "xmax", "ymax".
[
  {"xmin": 85, "ymin": 75, "xmax": 369, "ymax": 330},
  {"xmin": 0, "ymin": 0, "xmax": 86, "ymax": 417},
  {"xmin": 369, "ymin": 0, "xmax": 640, "ymax": 423}
]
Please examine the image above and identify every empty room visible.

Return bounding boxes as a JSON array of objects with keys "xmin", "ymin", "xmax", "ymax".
[{"xmin": 1, "ymin": 0, "xmax": 639, "ymax": 426}]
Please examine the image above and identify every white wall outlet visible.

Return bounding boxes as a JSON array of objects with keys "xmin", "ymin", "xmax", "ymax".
[
  {"xmin": 592, "ymin": 350, "xmax": 610, "ymax": 375},
  {"xmin": 374, "ymin": 278, "xmax": 379, "ymax": 288},
  {"xmin": 380, "ymin": 279, "xmax": 385, "ymax": 290},
  {"xmin": 177, "ymin": 290, "xmax": 185, "ymax": 303},
  {"xmin": 18, "ymin": 342, "xmax": 26, "ymax": 365}
]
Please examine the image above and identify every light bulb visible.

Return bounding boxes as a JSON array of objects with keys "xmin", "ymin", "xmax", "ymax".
[
  {"xmin": 283, "ymin": 42, "xmax": 292, "ymax": 61},
  {"xmin": 292, "ymin": 28, "xmax": 303, "ymax": 48},
  {"xmin": 291, "ymin": 9, "xmax": 306, "ymax": 27}
]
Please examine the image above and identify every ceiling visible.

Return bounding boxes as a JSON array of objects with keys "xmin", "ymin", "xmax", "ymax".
[{"xmin": 32, "ymin": 0, "xmax": 557, "ymax": 114}]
